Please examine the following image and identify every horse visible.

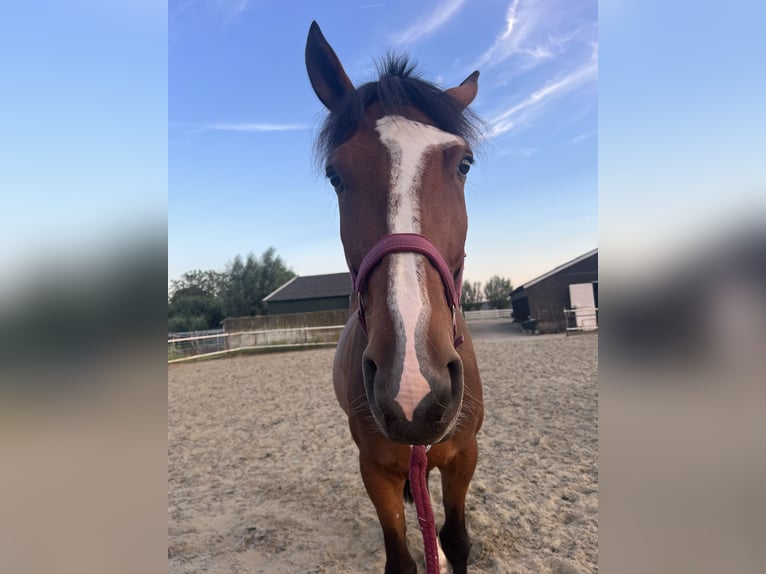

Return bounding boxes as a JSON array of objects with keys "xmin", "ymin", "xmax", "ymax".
[{"xmin": 305, "ymin": 21, "xmax": 485, "ymax": 574}]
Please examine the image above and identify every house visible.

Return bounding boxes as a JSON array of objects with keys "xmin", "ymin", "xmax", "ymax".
[
  {"xmin": 263, "ymin": 272, "xmax": 352, "ymax": 315},
  {"xmin": 510, "ymin": 248, "xmax": 598, "ymax": 333}
]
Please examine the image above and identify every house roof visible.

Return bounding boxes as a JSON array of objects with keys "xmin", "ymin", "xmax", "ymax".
[
  {"xmin": 513, "ymin": 248, "xmax": 598, "ymax": 293},
  {"xmin": 263, "ymin": 272, "xmax": 352, "ymax": 302}
]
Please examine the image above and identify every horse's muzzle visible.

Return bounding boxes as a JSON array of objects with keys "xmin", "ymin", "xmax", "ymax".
[{"xmin": 362, "ymin": 352, "xmax": 464, "ymax": 445}]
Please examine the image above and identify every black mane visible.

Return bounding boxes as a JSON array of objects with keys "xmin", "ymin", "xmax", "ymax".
[{"xmin": 315, "ymin": 54, "xmax": 482, "ymax": 165}]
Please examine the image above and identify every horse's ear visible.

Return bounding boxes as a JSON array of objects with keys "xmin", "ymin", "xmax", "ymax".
[
  {"xmin": 306, "ymin": 21, "xmax": 355, "ymax": 113},
  {"xmin": 445, "ymin": 70, "xmax": 479, "ymax": 110}
]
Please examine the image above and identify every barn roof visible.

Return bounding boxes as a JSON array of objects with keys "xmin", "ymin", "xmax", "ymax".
[
  {"xmin": 515, "ymin": 248, "xmax": 598, "ymax": 292},
  {"xmin": 263, "ymin": 272, "xmax": 352, "ymax": 302}
]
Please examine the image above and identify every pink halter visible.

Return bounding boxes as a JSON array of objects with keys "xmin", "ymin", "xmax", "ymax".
[{"xmin": 349, "ymin": 233, "xmax": 464, "ymax": 348}]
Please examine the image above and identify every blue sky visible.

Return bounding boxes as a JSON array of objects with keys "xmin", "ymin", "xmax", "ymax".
[
  {"xmin": 599, "ymin": 0, "xmax": 766, "ymax": 279},
  {"xmin": 2, "ymin": 0, "xmax": 761, "ymax": 301},
  {"xmin": 169, "ymin": 0, "xmax": 598, "ymax": 288},
  {"xmin": 0, "ymin": 1, "xmax": 166, "ymax": 300}
]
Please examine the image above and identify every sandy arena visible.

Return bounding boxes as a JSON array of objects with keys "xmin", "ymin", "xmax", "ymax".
[{"xmin": 168, "ymin": 325, "xmax": 598, "ymax": 573}]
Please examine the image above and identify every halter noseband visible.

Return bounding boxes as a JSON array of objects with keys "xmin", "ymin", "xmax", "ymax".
[{"xmin": 349, "ymin": 233, "xmax": 465, "ymax": 348}]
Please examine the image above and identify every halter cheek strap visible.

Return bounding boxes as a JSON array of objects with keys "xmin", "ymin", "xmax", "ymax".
[{"xmin": 349, "ymin": 233, "xmax": 464, "ymax": 348}]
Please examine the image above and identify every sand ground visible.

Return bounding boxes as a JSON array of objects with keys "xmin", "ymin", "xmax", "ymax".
[{"xmin": 168, "ymin": 327, "xmax": 598, "ymax": 573}]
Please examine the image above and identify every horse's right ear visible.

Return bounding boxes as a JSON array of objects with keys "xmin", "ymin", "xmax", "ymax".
[
  {"xmin": 445, "ymin": 70, "xmax": 480, "ymax": 110},
  {"xmin": 306, "ymin": 21, "xmax": 355, "ymax": 113}
]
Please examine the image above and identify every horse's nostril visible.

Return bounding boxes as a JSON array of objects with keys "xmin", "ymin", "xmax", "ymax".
[
  {"xmin": 363, "ymin": 356, "xmax": 378, "ymax": 383},
  {"xmin": 447, "ymin": 358, "xmax": 464, "ymax": 393}
]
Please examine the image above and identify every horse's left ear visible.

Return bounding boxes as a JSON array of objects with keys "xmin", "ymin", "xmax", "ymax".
[
  {"xmin": 305, "ymin": 21, "xmax": 355, "ymax": 113},
  {"xmin": 445, "ymin": 71, "xmax": 479, "ymax": 110}
]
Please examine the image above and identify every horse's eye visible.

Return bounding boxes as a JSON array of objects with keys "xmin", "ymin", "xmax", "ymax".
[
  {"xmin": 458, "ymin": 155, "xmax": 474, "ymax": 176},
  {"xmin": 325, "ymin": 167, "xmax": 344, "ymax": 192}
]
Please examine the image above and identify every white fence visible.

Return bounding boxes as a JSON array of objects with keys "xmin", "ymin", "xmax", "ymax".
[
  {"xmin": 463, "ymin": 308, "xmax": 513, "ymax": 320},
  {"xmin": 167, "ymin": 329, "xmax": 227, "ymax": 358},
  {"xmin": 168, "ymin": 325, "xmax": 345, "ymax": 364},
  {"xmin": 563, "ymin": 307, "xmax": 599, "ymax": 333},
  {"xmin": 169, "ymin": 308, "xmax": 516, "ymax": 364}
]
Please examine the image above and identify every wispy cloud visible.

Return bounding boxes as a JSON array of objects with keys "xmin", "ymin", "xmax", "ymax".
[
  {"xmin": 189, "ymin": 122, "xmax": 308, "ymax": 134},
  {"xmin": 173, "ymin": 0, "xmax": 197, "ymax": 17},
  {"xmin": 475, "ymin": 0, "xmax": 522, "ymax": 68},
  {"xmin": 497, "ymin": 146, "xmax": 537, "ymax": 158},
  {"xmin": 569, "ymin": 130, "xmax": 595, "ymax": 145},
  {"xmin": 212, "ymin": 0, "xmax": 251, "ymax": 17},
  {"xmin": 171, "ymin": 0, "xmax": 252, "ymax": 28},
  {"xmin": 473, "ymin": 0, "xmax": 547, "ymax": 70},
  {"xmin": 350, "ymin": 2, "xmax": 386, "ymax": 9},
  {"xmin": 472, "ymin": 0, "xmax": 595, "ymax": 72},
  {"xmin": 488, "ymin": 57, "xmax": 597, "ymax": 138},
  {"xmin": 393, "ymin": 0, "xmax": 465, "ymax": 44},
  {"xmin": 547, "ymin": 23, "xmax": 591, "ymax": 53}
]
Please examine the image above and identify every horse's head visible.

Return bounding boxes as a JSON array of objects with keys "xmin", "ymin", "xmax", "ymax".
[{"xmin": 306, "ymin": 22, "xmax": 481, "ymax": 445}]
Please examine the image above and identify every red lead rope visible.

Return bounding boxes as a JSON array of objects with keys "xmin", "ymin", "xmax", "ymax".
[{"xmin": 409, "ymin": 445, "xmax": 439, "ymax": 574}]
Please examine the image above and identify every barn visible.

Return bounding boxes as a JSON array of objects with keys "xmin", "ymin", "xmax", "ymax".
[
  {"xmin": 510, "ymin": 248, "xmax": 598, "ymax": 333},
  {"xmin": 263, "ymin": 272, "xmax": 352, "ymax": 315}
]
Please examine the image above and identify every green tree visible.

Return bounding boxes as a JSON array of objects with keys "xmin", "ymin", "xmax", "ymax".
[
  {"xmin": 483, "ymin": 275, "xmax": 513, "ymax": 309},
  {"xmin": 472, "ymin": 281, "xmax": 482, "ymax": 305},
  {"xmin": 169, "ymin": 269, "xmax": 225, "ymax": 300},
  {"xmin": 168, "ymin": 269, "xmax": 227, "ymax": 332},
  {"xmin": 168, "ymin": 313, "xmax": 209, "ymax": 334},
  {"xmin": 167, "ymin": 248, "xmax": 295, "ymax": 331},
  {"xmin": 461, "ymin": 280, "xmax": 483, "ymax": 310},
  {"xmin": 220, "ymin": 247, "xmax": 295, "ymax": 317},
  {"xmin": 168, "ymin": 283, "xmax": 224, "ymax": 332}
]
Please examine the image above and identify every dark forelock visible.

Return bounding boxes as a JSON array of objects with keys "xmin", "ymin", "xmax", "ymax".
[{"xmin": 315, "ymin": 54, "xmax": 482, "ymax": 166}]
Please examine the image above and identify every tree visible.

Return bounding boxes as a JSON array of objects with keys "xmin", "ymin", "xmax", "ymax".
[
  {"xmin": 167, "ymin": 248, "xmax": 295, "ymax": 332},
  {"xmin": 168, "ymin": 284, "xmax": 224, "ymax": 332},
  {"xmin": 461, "ymin": 280, "xmax": 483, "ymax": 310},
  {"xmin": 169, "ymin": 269, "xmax": 225, "ymax": 300},
  {"xmin": 168, "ymin": 313, "xmax": 209, "ymax": 334},
  {"xmin": 219, "ymin": 247, "xmax": 295, "ymax": 317},
  {"xmin": 472, "ymin": 281, "xmax": 482, "ymax": 305},
  {"xmin": 483, "ymin": 275, "xmax": 513, "ymax": 309},
  {"xmin": 168, "ymin": 269, "xmax": 227, "ymax": 332}
]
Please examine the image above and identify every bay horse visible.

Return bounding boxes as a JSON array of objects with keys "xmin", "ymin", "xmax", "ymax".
[{"xmin": 305, "ymin": 22, "xmax": 484, "ymax": 574}]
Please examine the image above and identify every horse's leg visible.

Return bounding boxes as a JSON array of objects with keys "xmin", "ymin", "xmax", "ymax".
[
  {"xmin": 359, "ymin": 453, "xmax": 416, "ymax": 574},
  {"xmin": 439, "ymin": 437, "xmax": 478, "ymax": 574}
]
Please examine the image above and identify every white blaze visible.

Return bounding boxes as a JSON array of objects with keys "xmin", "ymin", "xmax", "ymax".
[{"xmin": 375, "ymin": 116, "xmax": 463, "ymax": 421}]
